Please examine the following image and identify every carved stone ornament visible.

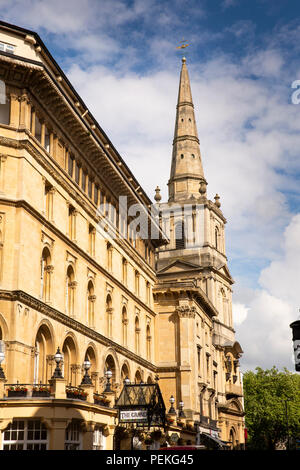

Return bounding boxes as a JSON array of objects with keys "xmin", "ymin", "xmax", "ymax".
[{"xmin": 175, "ymin": 305, "xmax": 196, "ymax": 318}]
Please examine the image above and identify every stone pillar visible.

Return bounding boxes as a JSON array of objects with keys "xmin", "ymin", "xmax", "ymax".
[
  {"xmin": 19, "ymin": 92, "xmax": 30, "ymax": 129},
  {"xmin": 103, "ymin": 390, "xmax": 116, "ymax": 408},
  {"xmin": 80, "ymin": 383, "xmax": 94, "ymax": 403},
  {"xmin": 82, "ymin": 421, "xmax": 95, "ymax": 450},
  {"xmin": 9, "ymin": 93, "xmax": 20, "ymax": 127},
  {"xmin": 48, "ymin": 418, "xmax": 69, "ymax": 450},
  {"xmin": 176, "ymin": 304, "xmax": 196, "ymax": 412},
  {"xmin": 104, "ymin": 424, "xmax": 116, "ymax": 451}
]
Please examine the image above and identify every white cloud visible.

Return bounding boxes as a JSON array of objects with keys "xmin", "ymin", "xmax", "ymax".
[{"xmin": 234, "ymin": 214, "xmax": 300, "ymax": 371}]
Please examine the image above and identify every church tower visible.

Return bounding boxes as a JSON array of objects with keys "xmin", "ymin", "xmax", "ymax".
[{"xmin": 153, "ymin": 57, "xmax": 244, "ymax": 444}]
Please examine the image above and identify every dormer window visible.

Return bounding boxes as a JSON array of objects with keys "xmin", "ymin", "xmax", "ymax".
[{"xmin": 0, "ymin": 42, "xmax": 15, "ymax": 54}]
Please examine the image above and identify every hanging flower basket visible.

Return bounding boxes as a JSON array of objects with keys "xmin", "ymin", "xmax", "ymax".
[{"xmin": 7, "ymin": 386, "xmax": 28, "ymax": 397}]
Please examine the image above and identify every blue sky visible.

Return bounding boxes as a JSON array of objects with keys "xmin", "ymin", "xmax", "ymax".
[{"xmin": 1, "ymin": 0, "xmax": 300, "ymax": 372}]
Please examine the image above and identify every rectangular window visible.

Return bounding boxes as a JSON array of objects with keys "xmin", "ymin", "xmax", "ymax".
[
  {"xmin": 93, "ymin": 427, "xmax": 106, "ymax": 450},
  {"xmin": 65, "ymin": 422, "xmax": 81, "ymax": 450},
  {"xmin": 75, "ymin": 161, "xmax": 80, "ymax": 185},
  {"xmin": 44, "ymin": 127, "xmax": 50, "ymax": 152},
  {"xmin": 94, "ymin": 185, "xmax": 99, "ymax": 206},
  {"xmin": 2, "ymin": 420, "xmax": 48, "ymax": 450},
  {"xmin": 0, "ymin": 96, "xmax": 10, "ymax": 125},
  {"xmin": 81, "ymin": 171, "xmax": 87, "ymax": 192},
  {"xmin": 0, "ymin": 42, "xmax": 15, "ymax": 54},
  {"xmin": 88, "ymin": 177, "xmax": 92, "ymax": 199},
  {"xmin": 68, "ymin": 154, "xmax": 74, "ymax": 178},
  {"xmin": 35, "ymin": 115, "xmax": 42, "ymax": 143}
]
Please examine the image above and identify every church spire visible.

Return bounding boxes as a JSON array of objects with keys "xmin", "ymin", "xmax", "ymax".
[{"xmin": 168, "ymin": 57, "xmax": 207, "ymax": 202}]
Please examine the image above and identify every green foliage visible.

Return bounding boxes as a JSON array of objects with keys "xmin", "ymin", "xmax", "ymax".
[{"xmin": 243, "ymin": 367, "xmax": 300, "ymax": 450}]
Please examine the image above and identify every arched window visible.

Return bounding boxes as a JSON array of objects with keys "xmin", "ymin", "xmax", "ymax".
[
  {"xmin": 106, "ymin": 295, "xmax": 113, "ymax": 338},
  {"xmin": 121, "ymin": 363, "xmax": 130, "ymax": 383},
  {"xmin": 135, "ymin": 370, "xmax": 142, "ymax": 384},
  {"xmin": 122, "ymin": 307, "xmax": 128, "ymax": 346},
  {"xmin": 175, "ymin": 221, "xmax": 185, "ymax": 250},
  {"xmin": 107, "ymin": 243, "xmax": 113, "ymax": 272},
  {"xmin": 135, "ymin": 271, "xmax": 140, "ymax": 296},
  {"xmin": 135, "ymin": 316, "xmax": 140, "ymax": 354},
  {"xmin": 122, "ymin": 258, "xmax": 127, "ymax": 285},
  {"xmin": 146, "ymin": 324, "xmax": 151, "ymax": 361},
  {"xmin": 62, "ymin": 337, "xmax": 77, "ymax": 386},
  {"xmin": 146, "ymin": 281, "xmax": 151, "ymax": 305},
  {"xmin": 34, "ymin": 325, "xmax": 53, "ymax": 384},
  {"xmin": 66, "ymin": 266, "xmax": 76, "ymax": 316},
  {"xmin": 87, "ymin": 281, "xmax": 95, "ymax": 327},
  {"xmin": 41, "ymin": 247, "xmax": 52, "ymax": 303}
]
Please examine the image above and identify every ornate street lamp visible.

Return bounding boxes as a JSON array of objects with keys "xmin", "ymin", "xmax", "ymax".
[
  {"xmin": 52, "ymin": 347, "xmax": 63, "ymax": 379},
  {"xmin": 290, "ymin": 320, "xmax": 300, "ymax": 372},
  {"xmin": 81, "ymin": 355, "xmax": 92, "ymax": 385},
  {"xmin": 104, "ymin": 369, "xmax": 113, "ymax": 392},
  {"xmin": 178, "ymin": 401, "xmax": 186, "ymax": 418},
  {"xmin": 168, "ymin": 395, "xmax": 176, "ymax": 415}
]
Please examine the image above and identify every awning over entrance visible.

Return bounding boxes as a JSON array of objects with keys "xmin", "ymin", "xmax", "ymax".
[
  {"xmin": 200, "ymin": 432, "xmax": 228, "ymax": 449},
  {"xmin": 115, "ymin": 383, "xmax": 166, "ymax": 429}
]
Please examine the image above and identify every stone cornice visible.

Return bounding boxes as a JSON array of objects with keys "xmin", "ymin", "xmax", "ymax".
[
  {"xmin": 0, "ymin": 50, "xmax": 159, "ymax": 220},
  {"xmin": 0, "ymin": 289, "xmax": 157, "ymax": 373},
  {"xmin": 153, "ymin": 281, "xmax": 218, "ymax": 319}
]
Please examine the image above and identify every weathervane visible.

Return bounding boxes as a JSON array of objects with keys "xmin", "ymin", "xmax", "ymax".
[{"xmin": 176, "ymin": 38, "xmax": 189, "ymax": 59}]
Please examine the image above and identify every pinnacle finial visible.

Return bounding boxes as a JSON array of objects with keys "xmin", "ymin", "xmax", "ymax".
[
  {"xmin": 182, "ymin": 56, "xmax": 186, "ymax": 64},
  {"xmin": 214, "ymin": 194, "xmax": 221, "ymax": 208},
  {"xmin": 154, "ymin": 186, "xmax": 161, "ymax": 202}
]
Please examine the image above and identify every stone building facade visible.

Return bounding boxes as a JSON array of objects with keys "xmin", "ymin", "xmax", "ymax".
[{"xmin": 0, "ymin": 21, "xmax": 245, "ymax": 450}]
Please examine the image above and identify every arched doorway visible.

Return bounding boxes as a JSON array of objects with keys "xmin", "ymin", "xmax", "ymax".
[{"xmin": 229, "ymin": 427, "xmax": 235, "ymax": 450}]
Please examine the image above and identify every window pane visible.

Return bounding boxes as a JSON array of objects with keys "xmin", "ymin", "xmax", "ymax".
[
  {"xmin": 75, "ymin": 162, "xmax": 80, "ymax": 184},
  {"xmin": 68, "ymin": 154, "xmax": 74, "ymax": 177}
]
